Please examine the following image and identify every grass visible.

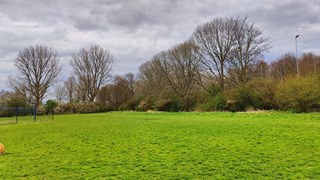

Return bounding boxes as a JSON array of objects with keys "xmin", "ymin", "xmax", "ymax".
[{"xmin": 0, "ymin": 111, "xmax": 320, "ymax": 179}]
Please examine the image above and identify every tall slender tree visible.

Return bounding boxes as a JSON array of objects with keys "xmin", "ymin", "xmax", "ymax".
[{"xmin": 64, "ymin": 75, "xmax": 77, "ymax": 102}]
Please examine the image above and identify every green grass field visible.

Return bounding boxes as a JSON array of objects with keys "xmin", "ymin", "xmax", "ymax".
[{"xmin": 1, "ymin": 112, "xmax": 320, "ymax": 179}]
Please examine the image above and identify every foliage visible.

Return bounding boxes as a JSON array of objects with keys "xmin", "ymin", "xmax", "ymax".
[
  {"xmin": 125, "ymin": 98, "xmax": 139, "ymax": 111},
  {"xmin": 214, "ymin": 92, "xmax": 227, "ymax": 111},
  {"xmin": 247, "ymin": 78, "xmax": 277, "ymax": 110},
  {"xmin": 154, "ymin": 99, "xmax": 179, "ymax": 112},
  {"xmin": 0, "ymin": 90, "xmax": 29, "ymax": 108},
  {"xmin": 224, "ymin": 78, "xmax": 278, "ymax": 112},
  {"xmin": 36, "ymin": 105, "xmax": 46, "ymax": 116},
  {"xmin": 226, "ymin": 84, "xmax": 257, "ymax": 111},
  {"xmin": 275, "ymin": 76, "xmax": 320, "ymax": 112},
  {"xmin": 0, "ymin": 90, "xmax": 33, "ymax": 118},
  {"xmin": 1, "ymin": 112, "xmax": 320, "ymax": 179},
  {"xmin": 136, "ymin": 98, "xmax": 154, "ymax": 111},
  {"xmin": 55, "ymin": 102, "xmax": 101, "ymax": 114},
  {"xmin": 196, "ymin": 92, "xmax": 227, "ymax": 111},
  {"xmin": 45, "ymin": 100, "xmax": 58, "ymax": 113}
]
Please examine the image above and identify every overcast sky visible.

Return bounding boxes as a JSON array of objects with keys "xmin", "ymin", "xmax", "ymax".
[{"xmin": 1, "ymin": 0, "xmax": 320, "ymax": 91}]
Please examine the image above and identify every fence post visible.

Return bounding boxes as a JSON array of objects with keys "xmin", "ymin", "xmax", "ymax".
[
  {"xmin": 15, "ymin": 103, "xmax": 18, "ymax": 124},
  {"xmin": 52, "ymin": 102, "xmax": 54, "ymax": 121},
  {"xmin": 34, "ymin": 103, "xmax": 37, "ymax": 122}
]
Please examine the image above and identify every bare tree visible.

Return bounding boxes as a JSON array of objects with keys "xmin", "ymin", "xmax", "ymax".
[
  {"xmin": 299, "ymin": 53, "xmax": 320, "ymax": 76},
  {"xmin": 136, "ymin": 60, "xmax": 169, "ymax": 99},
  {"xmin": 192, "ymin": 17, "xmax": 237, "ymax": 90},
  {"xmin": 192, "ymin": 17, "xmax": 270, "ymax": 89},
  {"xmin": 154, "ymin": 41, "xmax": 200, "ymax": 110},
  {"xmin": 125, "ymin": 73, "xmax": 135, "ymax": 93},
  {"xmin": 54, "ymin": 84, "xmax": 66, "ymax": 102},
  {"xmin": 270, "ymin": 53, "xmax": 296, "ymax": 81},
  {"xmin": 96, "ymin": 75, "xmax": 134, "ymax": 110},
  {"xmin": 228, "ymin": 17, "xmax": 270, "ymax": 85},
  {"xmin": 96, "ymin": 84, "xmax": 113, "ymax": 106},
  {"xmin": 71, "ymin": 45, "xmax": 113, "ymax": 102},
  {"xmin": 8, "ymin": 45, "xmax": 62, "ymax": 107},
  {"xmin": 64, "ymin": 75, "xmax": 77, "ymax": 102},
  {"xmin": 252, "ymin": 60, "xmax": 269, "ymax": 78}
]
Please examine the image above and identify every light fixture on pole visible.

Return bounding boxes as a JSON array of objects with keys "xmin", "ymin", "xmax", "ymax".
[{"xmin": 295, "ymin": 35, "xmax": 299, "ymax": 77}]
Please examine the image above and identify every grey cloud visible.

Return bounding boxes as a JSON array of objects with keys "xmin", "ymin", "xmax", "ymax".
[
  {"xmin": 0, "ymin": 0, "xmax": 320, "ymax": 90},
  {"xmin": 69, "ymin": 1, "xmax": 180, "ymax": 31},
  {"xmin": 252, "ymin": 1, "xmax": 320, "ymax": 27}
]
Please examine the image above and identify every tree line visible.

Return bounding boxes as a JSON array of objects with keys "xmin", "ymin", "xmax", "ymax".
[{"xmin": 1, "ymin": 17, "xmax": 320, "ymax": 113}]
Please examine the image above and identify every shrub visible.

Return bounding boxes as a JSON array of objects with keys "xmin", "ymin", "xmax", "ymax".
[
  {"xmin": 224, "ymin": 78, "xmax": 278, "ymax": 112},
  {"xmin": 196, "ymin": 92, "xmax": 227, "ymax": 112},
  {"xmin": 36, "ymin": 105, "xmax": 46, "ymax": 115},
  {"xmin": 275, "ymin": 76, "xmax": 320, "ymax": 112},
  {"xmin": 214, "ymin": 93, "xmax": 227, "ymax": 111},
  {"xmin": 226, "ymin": 84, "xmax": 257, "ymax": 112},
  {"xmin": 155, "ymin": 99, "xmax": 179, "ymax": 112},
  {"xmin": 136, "ymin": 98, "xmax": 153, "ymax": 111},
  {"xmin": 0, "ymin": 110, "xmax": 13, "ymax": 118},
  {"xmin": 55, "ymin": 102, "xmax": 101, "ymax": 114},
  {"xmin": 76, "ymin": 102, "xmax": 100, "ymax": 113},
  {"xmin": 55, "ymin": 103, "xmax": 78, "ymax": 114},
  {"xmin": 125, "ymin": 98, "xmax": 138, "ymax": 111},
  {"xmin": 45, "ymin": 100, "xmax": 58, "ymax": 114},
  {"xmin": 178, "ymin": 97, "xmax": 198, "ymax": 111},
  {"xmin": 247, "ymin": 78, "xmax": 277, "ymax": 110}
]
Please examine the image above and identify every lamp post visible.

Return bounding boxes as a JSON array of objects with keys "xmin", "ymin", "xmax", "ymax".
[
  {"xmin": 295, "ymin": 35, "xmax": 299, "ymax": 77},
  {"xmin": 315, "ymin": 55, "xmax": 317, "ymax": 76}
]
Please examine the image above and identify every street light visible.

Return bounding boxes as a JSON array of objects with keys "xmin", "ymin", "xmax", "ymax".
[
  {"xmin": 315, "ymin": 55, "xmax": 317, "ymax": 76},
  {"xmin": 295, "ymin": 35, "xmax": 299, "ymax": 77}
]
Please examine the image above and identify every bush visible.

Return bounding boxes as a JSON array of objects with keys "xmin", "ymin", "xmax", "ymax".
[
  {"xmin": 36, "ymin": 105, "xmax": 46, "ymax": 115},
  {"xmin": 55, "ymin": 103, "xmax": 78, "ymax": 114},
  {"xmin": 178, "ymin": 97, "xmax": 197, "ymax": 111},
  {"xmin": 45, "ymin": 100, "xmax": 58, "ymax": 114},
  {"xmin": 0, "ymin": 110, "xmax": 13, "ymax": 117},
  {"xmin": 275, "ymin": 76, "xmax": 320, "ymax": 112},
  {"xmin": 224, "ymin": 78, "xmax": 278, "ymax": 112},
  {"xmin": 155, "ymin": 99, "xmax": 179, "ymax": 112},
  {"xmin": 95, "ymin": 103, "xmax": 113, "ymax": 112},
  {"xmin": 214, "ymin": 93, "xmax": 227, "ymax": 111},
  {"xmin": 196, "ymin": 92, "xmax": 227, "ymax": 112},
  {"xmin": 136, "ymin": 98, "xmax": 153, "ymax": 111},
  {"xmin": 125, "ymin": 98, "xmax": 138, "ymax": 111},
  {"xmin": 226, "ymin": 84, "xmax": 258, "ymax": 112},
  {"xmin": 77, "ymin": 102, "xmax": 100, "ymax": 113},
  {"xmin": 55, "ymin": 102, "xmax": 101, "ymax": 114},
  {"xmin": 247, "ymin": 78, "xmax": 277, "ymax": 110}
]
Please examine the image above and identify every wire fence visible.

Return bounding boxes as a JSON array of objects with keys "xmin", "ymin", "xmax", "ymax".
[{"xmin": 0, "ymin": 105, "xmax": 54, "ymax": 125}]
